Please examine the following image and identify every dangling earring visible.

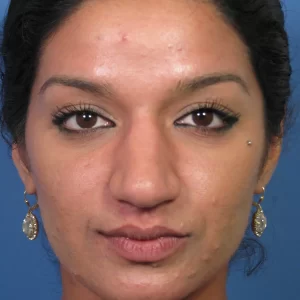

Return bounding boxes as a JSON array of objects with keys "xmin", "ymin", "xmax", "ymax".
[
  {"xmin": 22, "ymin": 190, "xmax": 39, "ymax": 240},
  {"xmin": 252, "ymin": 187, "xmax": 267, "ymax": 238}
]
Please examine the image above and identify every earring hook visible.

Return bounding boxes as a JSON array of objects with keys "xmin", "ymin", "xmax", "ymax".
[
  {"xmin": 24, "ymin": 190, "xmax": 39, "ymax": 212},
  {"xmin": 252, "ymin": 187, "xmax": 265, "ymax": 208}
]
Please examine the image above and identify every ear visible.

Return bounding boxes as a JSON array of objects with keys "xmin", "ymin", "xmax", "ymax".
[
  {"xmin": 255, "ymin": 139, "xmax": 281, "ymax": 194},
  {"xmin": 12, "ymin": 144, "xmax": 36, "ymax": 195}
]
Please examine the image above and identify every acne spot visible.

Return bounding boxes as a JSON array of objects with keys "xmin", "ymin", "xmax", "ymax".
[
  {"xmin": 187, "ymin": 268, "xmax": 198, "ymax": 280},
  {"xmin": 167, "ymin": 44, "xmax": 183, "ymax": 52},
  {"xmin": 119, "ymin": 32, "xmax": 129, "ymax": 43},
  {"xmin": 151, "ymin": 262, "xmax": 160, "ymax": 268},
  {"xmin": 96, "ymin": 34, "xmax": 103, "ymax": 41}
]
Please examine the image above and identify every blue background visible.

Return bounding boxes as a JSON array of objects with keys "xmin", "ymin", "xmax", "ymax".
[{"xmin": 0, "ymin": 1, "xmax": 299, "ymax": 299}]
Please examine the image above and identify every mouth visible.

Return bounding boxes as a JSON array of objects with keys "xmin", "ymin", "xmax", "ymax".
[{"xmin": 98, "ymin": 225, "xmax": 190, "ymax": 263}]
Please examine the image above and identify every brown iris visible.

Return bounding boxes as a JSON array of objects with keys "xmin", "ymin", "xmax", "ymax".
[
  {"xmin": 192, "ymin": 110, "xmax": 214, "ymax": 127},
  {"xmin": 76, "ymin": 112, "xmax": 98, "ymax": 129}
]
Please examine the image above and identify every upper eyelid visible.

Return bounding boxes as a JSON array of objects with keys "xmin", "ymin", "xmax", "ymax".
[
  {"xmin": 53, "ymin": 100, "xmax": 239, "ymax": 121},
  {"xmin": 53, "ymin": 104, "xmax": 114, "ymax": 120},
  {"xmin": 56, "ymin": 105, "xmax": 231, "ymax": 120},
  {"xmin": 178, "ymin": 107, "xmax": 227, "ymax": 120},
  {"xmin": 176, "ymin": 103, "xmax": 239, "ymax": 120}
]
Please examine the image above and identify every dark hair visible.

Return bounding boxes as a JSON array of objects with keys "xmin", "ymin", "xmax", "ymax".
[
  {"xmin": 213, "ymin": 0, "xmax": 292, "ymax": 145},
  {"xmin": 0, "ymin": 0, "xmax": 292, "ymax": 275}
]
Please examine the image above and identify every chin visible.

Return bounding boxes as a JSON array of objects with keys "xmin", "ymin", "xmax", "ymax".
[
  {"xmin": 93, "ymin": 286, "xmax": 190, "ymax": 300},
  {"xmin": 78, "ymin": 271, "xmax": 195, "ymax": 300}
]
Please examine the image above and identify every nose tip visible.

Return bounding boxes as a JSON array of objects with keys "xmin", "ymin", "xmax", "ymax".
[
  {"xmin": 109, "ymin": 168, "xmax": 180, "ymax": 209},
  {"xmin": 108, "ymin": 128, "xmax": 180, "ymax": 210}
]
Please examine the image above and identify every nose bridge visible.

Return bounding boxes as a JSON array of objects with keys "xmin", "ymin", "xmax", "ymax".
[
  {"xmin": 127, "ymin": 117, "xmax": 163, "ymax": 165},
  {"xmin": 109, "ymin": 115, "xmax": 180, "ymax": 207}
]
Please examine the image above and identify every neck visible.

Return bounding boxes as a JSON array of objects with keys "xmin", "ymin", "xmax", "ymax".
[{"xmin": 61, "ymin": 266, "xmax": 228, "ymax": 300}]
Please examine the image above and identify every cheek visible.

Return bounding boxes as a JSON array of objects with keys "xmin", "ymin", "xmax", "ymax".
[
  {"xmin": 26, "ymin": 137, "xmax": 113, "ymax": 254},
  {"xmin": 178, "ymin": 138, "xmax": 263, "ymax": 259}
]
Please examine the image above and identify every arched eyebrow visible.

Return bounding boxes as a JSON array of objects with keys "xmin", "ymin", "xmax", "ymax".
[
  {"xmin": 39, "ymin": 76, "xmax": 114, "ymax": 98},
  {"xmin": 175, "ymin": 73, "xmax": 249, "ymax": 95},
  {"xmin": 39, "ymin": 72, "xmax": 249, "ymax": 98}
]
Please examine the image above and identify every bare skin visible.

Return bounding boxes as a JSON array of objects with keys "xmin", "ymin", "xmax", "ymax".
[{"xmin": 13, "ymin": 0, "xmax": 280, "ymax": 299}]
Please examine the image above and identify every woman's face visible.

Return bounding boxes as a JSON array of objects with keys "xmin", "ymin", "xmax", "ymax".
[{"xmin": 14, "ymin": 0, "xmax": 278, "ymax": 299}]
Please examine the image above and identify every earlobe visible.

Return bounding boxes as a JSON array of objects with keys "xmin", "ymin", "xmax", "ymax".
[{"xmin": 12, "ymin": 144, "xmax": 36, "ymax": 194}]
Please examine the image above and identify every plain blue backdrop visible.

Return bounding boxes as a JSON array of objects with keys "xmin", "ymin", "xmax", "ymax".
[{"xmin": 0, "ymin": 1, "xmax": 299, "ymax": 299}]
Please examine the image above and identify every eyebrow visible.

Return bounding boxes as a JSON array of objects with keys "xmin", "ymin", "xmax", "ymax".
[
  {"xmin": 39, "ymin": 76, "xmax": 114, "ymax": 98},
  {"xmin": 175, "ymin": 73, "xmax": 249, "ymax": 95},
  {"xmin": 39, "ymin": 72, "xmax": 249, "ymax": 98}
]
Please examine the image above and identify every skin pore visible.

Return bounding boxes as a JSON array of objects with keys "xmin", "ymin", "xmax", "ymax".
[{"xmin": 12, "ymin": 0, "xmax": 280, "ymax": 299}]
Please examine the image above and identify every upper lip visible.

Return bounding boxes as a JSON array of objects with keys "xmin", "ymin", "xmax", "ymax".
[{"xmin": 99, "ymin": 225, "xmax": 189, "ymax": 240}]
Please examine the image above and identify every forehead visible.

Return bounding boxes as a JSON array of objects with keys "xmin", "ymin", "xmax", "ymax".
[{"xmin": 36, "ymin": 0, "xmax": 253, "ymax": 95}]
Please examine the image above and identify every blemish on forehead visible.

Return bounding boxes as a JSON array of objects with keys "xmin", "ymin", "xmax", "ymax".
[
  {"xmin": 95, "ymin": 32, "xmax": 129, "ymax": 43},
  {"xmin": 168, "ymin": 43, "xmax": 184, "ymax": 52},
  {"xmin": 96, "ymin": 34, "xmax": 103, "ymax": 41},
  {"xmin": 118, "ymin": 31, "xmax": 129, "ymax": 43}
]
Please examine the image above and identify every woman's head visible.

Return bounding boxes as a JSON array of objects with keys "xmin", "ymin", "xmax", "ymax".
[{"xmin": 0, "ymin": 0, "xmax": 291, "ymax": 299}]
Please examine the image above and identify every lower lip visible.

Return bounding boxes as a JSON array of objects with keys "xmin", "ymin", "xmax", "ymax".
[{"xmin": 103, "ymin": 235, "xmax": 187, "ymax": 262}]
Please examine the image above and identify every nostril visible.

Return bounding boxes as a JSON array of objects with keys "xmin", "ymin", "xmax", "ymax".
[{"xmin": 117, "ymin": 197, "xmax": 175, "ymax": 211}]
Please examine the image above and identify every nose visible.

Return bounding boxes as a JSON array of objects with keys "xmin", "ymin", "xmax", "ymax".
[{"xmin": 109, "ymin": 118, "xmax": 180, "ymax": 210}]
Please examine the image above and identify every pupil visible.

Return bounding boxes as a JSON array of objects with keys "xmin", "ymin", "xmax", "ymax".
[
  {"xmin": 192, "ymin": 110, "xmax": 213, "ymax": 127},
  {"xmin": 76, "ymin": 112, "xmax": 97, "ymax": 128}
]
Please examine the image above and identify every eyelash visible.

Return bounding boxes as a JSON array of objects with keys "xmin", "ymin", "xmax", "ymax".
[
  {"xmin": 51, "ymin": 103, "xmax": 114, "ymax": 134},
  {"xmin": 174, "ymin": 101, "xmax": 240, "ymax": 135},
  {"xmin": 51, "ymin": 100, "xmax": 240, "ymax": 136}
]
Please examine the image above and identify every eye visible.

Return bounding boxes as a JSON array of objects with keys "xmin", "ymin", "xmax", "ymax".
[
  {"xmin": 52, "ymin": 104, "xmax": 116, "ymax": 134},
  {"xmin": 176, "ymin": 108, "xmax": 229, "ymax": 129},
  {"xmin": 64, "ymin": 111, "xmax": 112, "ymax": 131}
]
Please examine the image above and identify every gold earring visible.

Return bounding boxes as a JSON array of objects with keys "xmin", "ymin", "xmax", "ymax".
[
  {"xmin": 252, "ymin": 187, "xmax": 267, "ymax": 238},
  {"xmin": 22, "ymin": 191, "xmax": 39, "ymax": 240}
]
